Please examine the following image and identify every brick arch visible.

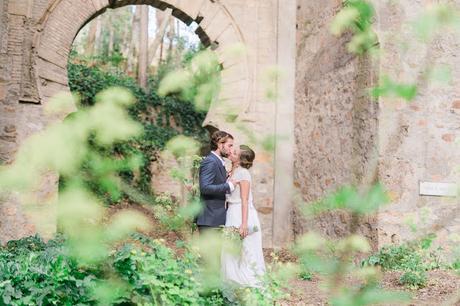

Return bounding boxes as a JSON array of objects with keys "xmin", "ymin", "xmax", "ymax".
[{"xmin": 34, "ymin": 0, "xmax": 251, "ymax": 122}]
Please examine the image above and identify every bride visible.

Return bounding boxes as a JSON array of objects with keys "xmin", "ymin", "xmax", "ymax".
[{"xmin": 221, "ymin": 145, "xmax": 266, "ymax": 291}]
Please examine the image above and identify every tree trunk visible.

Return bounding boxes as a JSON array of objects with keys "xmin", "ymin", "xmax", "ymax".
[
  {"xmin": 120, "ymin": 24, "xmax": 130, "ymax": 56},
  {"xmin": 121, "ymin": 8, "xmax": 134, "ymax": 69},
  {"xmin": 138, "ymin": 5, "xmax": 149, "ymax": 89},
  {"xmin": 148, "ymin": 8, "xmax": 172, "ymax": 66},
  {"xmin": 85, "ymin": 16, "xmax": 98, "ymax": 56},
  {"xmin": 176, "ymin": 19, "xmax": 180, "ymax": 37},
  {"xmin": 167, "ymin": 16, "xmax": 175, "ymax": 58},
  {"xmin": 159, "ymin": 39, "xmax": 164, "ymax": 66},
  {"xmin": 128, "ymin": 6, "xmax": 141, "ymax": 75}
]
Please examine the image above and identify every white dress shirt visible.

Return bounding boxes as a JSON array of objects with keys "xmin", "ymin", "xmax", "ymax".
[{"xmin": 211, "ymin": 151, "xmax": 234, "ymax": 192}]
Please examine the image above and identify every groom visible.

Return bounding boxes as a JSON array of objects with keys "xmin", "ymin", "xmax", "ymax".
[{"xmin": 196, "ymin": 130, "xmax": 237, "ymax": 233}]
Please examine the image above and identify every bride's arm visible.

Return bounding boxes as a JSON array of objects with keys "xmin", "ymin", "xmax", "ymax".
[{"xmin": 239, "ymin": 180, "xmax": 250, "ymax": 238}]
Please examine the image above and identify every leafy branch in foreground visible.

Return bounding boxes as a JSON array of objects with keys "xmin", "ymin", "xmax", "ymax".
[
  {"xmin": 330, "ymin": 0, "xmax": 378, "ymax": 54},
  {"xmin": 293, "ymin": 184, "xmax": 411, "ymax": 305}
]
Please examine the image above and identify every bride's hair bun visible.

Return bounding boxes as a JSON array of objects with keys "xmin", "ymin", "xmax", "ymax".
[{"xmin": 239, "ymin": 145, "xmax": 255, "ymax": 169}]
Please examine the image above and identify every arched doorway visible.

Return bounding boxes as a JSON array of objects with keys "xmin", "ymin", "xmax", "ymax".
[
  {"xmin": 32, "ymin": 0, "xmax": 260, "ymax": 242},
  {"xmin": 34, "ymin": 0, "xmax": 250, "ymax": 126}
]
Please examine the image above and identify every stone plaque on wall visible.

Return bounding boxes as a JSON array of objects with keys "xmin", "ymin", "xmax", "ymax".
[{"xmin": 419, "ymin": 181, "xmax": 457, "ymax": 197}]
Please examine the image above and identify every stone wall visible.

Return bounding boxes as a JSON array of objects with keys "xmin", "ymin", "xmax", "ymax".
[
  {"xmin": 374, "ymin": 1, "xmax": 460, "ymax": 253},
  {"xmin": 0, "ymin": 0, "xmax": 7, "ymax": 107},
  {"xmin": 0, "ymin": 0, "xmax": 44, "ymax": 243},
  {"xmin": 0, "ymin": 0, "xmax": 14, "ymax": 164},
  {"xmin": 294, "ymin": 0, "xmax": 459, "ymax": 254},
  {"xmin": 294, "ymin": 1, "xmax": 379, "ymax": 246}
]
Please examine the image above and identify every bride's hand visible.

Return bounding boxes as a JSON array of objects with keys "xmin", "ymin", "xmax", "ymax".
[{"xmin": 239, "ymin": 224, "xmax": 248, "ymax": 238}]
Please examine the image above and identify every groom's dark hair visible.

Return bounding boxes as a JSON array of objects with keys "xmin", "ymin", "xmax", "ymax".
[{"xmin": 210, "ymin": 130, "xmax": 233, "ymax": 151}]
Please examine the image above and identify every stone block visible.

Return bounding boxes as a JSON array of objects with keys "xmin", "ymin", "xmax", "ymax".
[
  {"xmin": 176, "ymin": 0, "xmax": 206, "ymax": 20},
  {"xmin": 39, "ymin": 79, "xmax": 70, "ymax": 101},
  {"xmin": 8, "ymin": 1, "xmax": 30, "ymax": 16},
  {"xmin": 150, "ymin": 155, "xmax": 182, "ymax": 197},
  {"xmin": 197, "ymin": 0, "xmax": 220, "ymax": 28},
  {"xmin": 204, "ymin": 17, "xmax": 231, "ymax": 42},
  {"xmin": 37, "ymin": 59, "xmax": 68, "ymax": 85},
  {"xmin": 0, "ymin": 83, "xmax": 6, "ymax": 101},
  {"xmin": 215, "ymin": 26, "xmax": 239, "ymax": 47},
  {"xmin": 91, "ymin": 0, "xmax": 109, "ymax": 11},
  {"xmin": 220, "ymin": 63, "xmax": 248, "ymax": 83}
]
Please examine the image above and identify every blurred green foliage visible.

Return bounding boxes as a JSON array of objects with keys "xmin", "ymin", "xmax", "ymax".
[
  {"xmin": 330, "ymin": 0, "xmax": 378, "ymax": 54},
  {"xmin": 306, "ymin": 184, "xmax": 389, "ymax": 216},
  {"xmin": 412, "ymin": 4, "xmax": 460, "ymax": 41},
  {"xmin": 370, "ymin": 75, "xmax": 417, "ymax": 102},
  {"xmin": 158, "ymin": 49, "xmax": 221, "ymax": 113},
  {"xmin": 294, "ymin": 184, "xmax": 411, "ymax": 305}
]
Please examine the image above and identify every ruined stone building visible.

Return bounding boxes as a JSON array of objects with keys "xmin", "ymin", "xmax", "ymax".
[{"xmin": 0, "ymin": 1, "xmax": 458, "ymax": 251}]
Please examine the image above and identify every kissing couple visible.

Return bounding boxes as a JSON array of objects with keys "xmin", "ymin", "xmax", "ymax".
[{"xmin": 195, "ymin": 130, "xmax": 266, "ymax": 293}]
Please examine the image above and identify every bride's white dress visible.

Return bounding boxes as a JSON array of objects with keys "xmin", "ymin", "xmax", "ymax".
[{"xmin": 221, "ymin": 167, "xmax": 265, "ymax": 288}]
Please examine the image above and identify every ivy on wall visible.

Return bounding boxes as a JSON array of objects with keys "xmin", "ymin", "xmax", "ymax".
[{"xmin": 65, "ymin": 57, "xmax": 208, "ymax": 203}]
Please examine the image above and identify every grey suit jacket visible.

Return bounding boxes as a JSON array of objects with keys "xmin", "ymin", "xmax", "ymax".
[{"xmin": 196, "ymin": 153, "xmax": 230, "ymax": 227}]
